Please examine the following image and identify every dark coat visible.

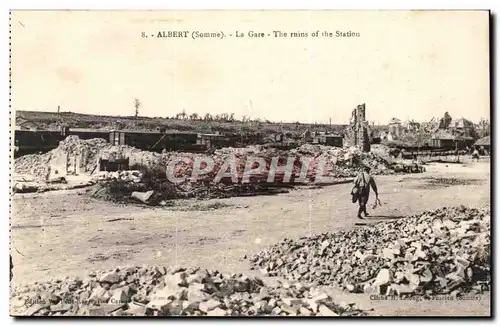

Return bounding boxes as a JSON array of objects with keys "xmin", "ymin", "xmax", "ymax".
[{"xmin": 351, "ymin": 172, "xmax": 378, "ymax": 206}]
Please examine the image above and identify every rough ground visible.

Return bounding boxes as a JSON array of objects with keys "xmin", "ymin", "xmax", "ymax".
[{"xmin": 10, "ymin": 160, "xmax": 491, "ymax": 316}]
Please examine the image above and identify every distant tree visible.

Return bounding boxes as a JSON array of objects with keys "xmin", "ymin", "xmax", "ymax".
[
  {"xmin": 204, "ymin": 113, "xmax": 212, "ymax": 121},
  {"xmin": 229, "ymin": 113, "xmax": 235, "ymax": 122},
  {"xmin": 134, "ymin": 98, "xmax": 141, "ymax": 119},
  {"xmin": 176, "ymin": 109, "xmax": 188, "ymax": 120},
  {"xmin": 190, "ymin": 113, "xmax": 199, "ymax": 120}
]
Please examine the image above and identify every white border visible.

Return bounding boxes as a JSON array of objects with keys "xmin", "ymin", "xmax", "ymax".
[
  {"xmin": 3, "ymin": 1, "xmax": 498, "ymax": 325},
  {"xmin": 3, "ymin": 0, "xmax": 500, "ymax": 10}
]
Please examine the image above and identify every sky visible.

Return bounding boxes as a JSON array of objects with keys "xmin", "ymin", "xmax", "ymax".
[{"xmin": 10, "ymin": 10, "xmax": 490, "ymax": 124}]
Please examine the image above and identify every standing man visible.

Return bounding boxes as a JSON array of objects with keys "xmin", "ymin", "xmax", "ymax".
[
  {"xmin": 352, "ymin": 165, "xmax": 379, "ymax": 219},
  {"xmin": 472, "ymin": 147, "xmax": 480, "ymax": 162}
]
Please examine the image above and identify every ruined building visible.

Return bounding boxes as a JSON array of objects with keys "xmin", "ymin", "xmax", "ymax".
[
  {"xmin": 388, "ymin": 117, "xmax": 402, "ymax": 138},
  {"xmin": 346, "ymin": 103, "xmax": 370, "ymax": 152}
]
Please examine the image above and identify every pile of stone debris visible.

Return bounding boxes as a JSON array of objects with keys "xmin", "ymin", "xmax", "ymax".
[
  {"xmin": 194, "ymin": 144, "xmax": 418, "ymax": 184},
  {"xmin": 88, "ymin": 176, "xmax": 291, "ymax": 205},
  {"xmin": 250, "ymin": 206, "xmax": 490, "ymax": 297},
  {"xmin": 291, "ymin": 144, "xmax": 423, "ymax": 177},
  {"xmin": 10, "ymin": 266, "xmax": 365, "ymax": 316},
  {"xmin": 14, "ymin": 136, "xmax": 110, "ymax": 180},
  {"xmin": 13, "ymin": 136, "xmax": 165, "ymax": 180},
  {"xmin": 13, "ymin": 136, "xmax": 424, "ymax": 200},
  {"xmin": 13, "ymin": 136, "xmax": 418, "ymax": 182}
]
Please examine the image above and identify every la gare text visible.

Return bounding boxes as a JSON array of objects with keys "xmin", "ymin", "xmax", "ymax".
[{"xmin": 148, "ymin": 30, "xmax": 361, "ymax": 40}]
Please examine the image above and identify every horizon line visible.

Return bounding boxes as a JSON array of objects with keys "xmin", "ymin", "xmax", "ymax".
[{"xmin": 13, "ymin": 107, "xmax": 488, "ymax": 125}]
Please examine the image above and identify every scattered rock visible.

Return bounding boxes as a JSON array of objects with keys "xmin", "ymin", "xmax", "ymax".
[
  {"xmin": 25, "ymin": 303, "xmax": 50, "ymax": 316},
  {"xmin": 50, "ymin": 304, "xmax": 72, "ymax": 313},
  {"xmin": 110, "ymin": 287, "xmax": 130, "ymax": 304},
  {"xmin": 99, "ymin": 271, "xmax": 121, "ymax": 284},
  {"xmin": 89, "ymin": 287, "xmax": 110, "ymax": 302},
  {"xmin": 10, "ymin": 265, "xmax": 366, "ymax": 316},
  {"xmin": 250, "ymin": 206, "xmax": 490, "ymax": 297},
  {"xmin": 318, "ymin": 304, "xmax": 339, "ymax": 316},
  {"xmin": 131, "ymin": 190, "xmax": 155, "ymax": 204},
  {"xmin": 199, "ymin": 299, "xmax": 222, "ymax": 313},
  {"xmin": 374, "ymin": 269, "xmax": 392, "ymax": 286}
]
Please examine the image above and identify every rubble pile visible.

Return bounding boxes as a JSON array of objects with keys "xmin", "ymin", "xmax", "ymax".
[
  {"xmin": 14, "ymin": 136, "xmax": 423, "ymax": 200},
  {"xmin": 89, "ymin": 179, "xmax": 290, "ymax": 205},
  {"xmin": 13, "ymin": 136, "xmax": 164, "ymax": 180},
  {"xmin": 175, "ymin": 182, "xmax": 289, "ymax": 200},
  {"xmin": 14, "ymin": 136, "xmax": 422, "ymax": 182},
  {"xmin": 56, "ymin": 136, "xmax": 109, "ymax": 169},
  {"xmin": 291, "ymin": 145, "xmax": 377, "ymax": 177},
  {"xmin": 291, "ymin": 144, "xmax": 424, "ymax": 177},
  {"xmin": 250, "ymin": 206, "xmax": 490, "ymax": 297},
  {"xmin": 202, "ymin": 144, "xmax": 422, "ymax": 180},
  {"xmin": 105, "ymin": 146, "xmax": 164, "ymax": 171},
  {"xmin": 87, "ymin": 181, "xmax": 177, "ymax": 204},
  {"xmin": 14, "ymin": 136, "xmax": 110, "ymax": 179},
  {"xmin": 148, "ymin": 144, "xmax": 419, "ymax": 185},
  {"xmin": 10, "ymin": 266, "xmax": 365, "ymax": 316},
  {"xmin": 189, "ymin": 144, "xmax": 413, "ymax": 184},
  {"xmin": 13, "ymin": 153, "xmax": 49, "ymax": 180}
]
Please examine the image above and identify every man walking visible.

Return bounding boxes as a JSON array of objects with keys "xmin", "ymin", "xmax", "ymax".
[{"xmin": 351, "ymin": 165, "xmax": 379, "ymax": 219}]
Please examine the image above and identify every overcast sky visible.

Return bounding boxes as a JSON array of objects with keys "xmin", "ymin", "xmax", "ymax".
[{"xmin": 11, "ymin": 10, "xmax": 490, "ymax": 124}]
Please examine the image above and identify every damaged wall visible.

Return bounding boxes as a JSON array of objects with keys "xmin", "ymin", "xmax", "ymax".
[{"xmin": 345, "ymin": 103, "xmax": 370, "ymax": 152}]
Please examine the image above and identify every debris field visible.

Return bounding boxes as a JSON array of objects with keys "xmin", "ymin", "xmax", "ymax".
[
  {"xmin": 11, "ymin": 136, "xmax": 488, "ymax": 317},
  {"xmin": 10, "ymin": 266, "xmax": 365, "ymax": 316},
  {"xmin": 250, "ymin": 206, "xmax": 490, "ymax": 297},
  {"xmin": 13, "ymin": 136, "xmax": 424, "ymax": 203}
]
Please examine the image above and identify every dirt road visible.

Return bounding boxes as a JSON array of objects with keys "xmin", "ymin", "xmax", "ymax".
[{"xmin": 10, "ymin": 160, "xmax": 491, "ymax": 316}]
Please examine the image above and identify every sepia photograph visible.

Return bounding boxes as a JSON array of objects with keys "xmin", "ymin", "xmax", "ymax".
[{"xmin": 9, "ymin": 10, "xmax": 491, "ymax": 317}]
